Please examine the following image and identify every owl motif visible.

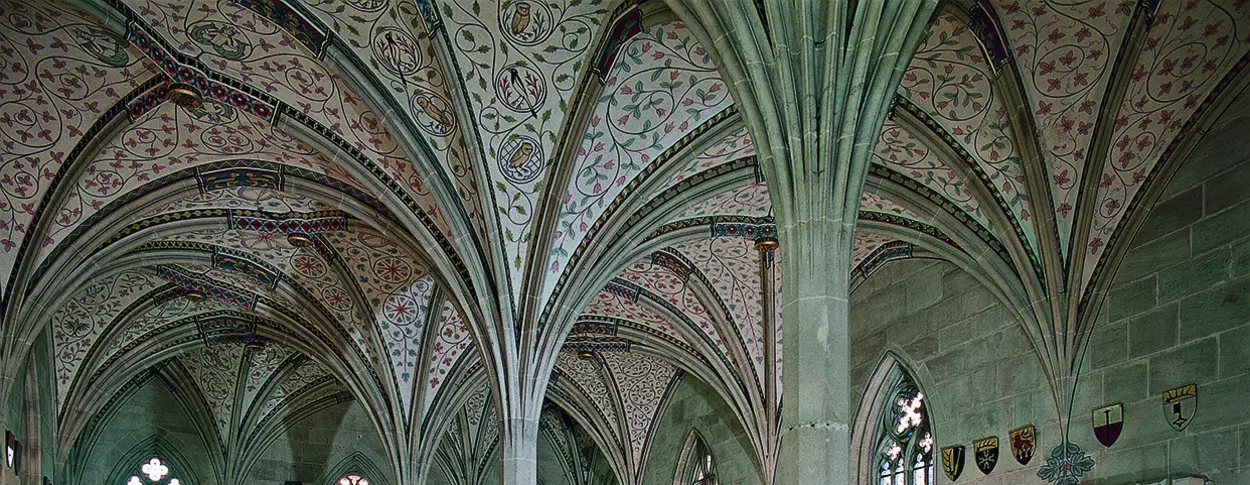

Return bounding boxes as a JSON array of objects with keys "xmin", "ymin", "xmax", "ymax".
[
  {"xmin": 508, "ymin": 140, "xmax": 535, "ymax": 167},
  {"xmin": 417, "ymin": 97, "xmax": 453, "ymax": 128},
  {"xmin": 510, "ymin": 2, "xmax": 532, "ymax": 38}
]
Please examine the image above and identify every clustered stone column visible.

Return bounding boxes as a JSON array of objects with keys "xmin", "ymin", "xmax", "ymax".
[
  {"xmin": 657, "ymin": 1, "xmax": 938, "ymax": 484},
  {"xmin": 777, "ymin": 220, "xmax": 857, "ymax": 485}
]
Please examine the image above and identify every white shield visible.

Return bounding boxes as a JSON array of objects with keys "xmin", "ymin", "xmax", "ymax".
[{"xmin": 1162, "ymin": 384, "xmax": 1197, "ymax": 431}]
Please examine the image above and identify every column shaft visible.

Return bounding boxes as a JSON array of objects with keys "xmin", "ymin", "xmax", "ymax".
[{"xmin": 777, "ymin": 218, "xmax": 854, "ymax": 485}]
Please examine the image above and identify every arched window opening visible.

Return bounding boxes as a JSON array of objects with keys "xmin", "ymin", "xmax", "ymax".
[
  {"xmin": 5, "ymin": 430, "xmax": 19, "ymax": 471},
  {"xmin": 682, "ymin": 435, "xmax": 717, "ymax": 485},
  {"xmin": 875, "ymin": 374, "xmax": 934, "ymax": 485},
  {"xmin": 126, "ymin": 458, "xmax": 181, "ymax": 485},
  {"xmin": 338, "ymin": 475, "xmax": 370, "ymax": 485}
]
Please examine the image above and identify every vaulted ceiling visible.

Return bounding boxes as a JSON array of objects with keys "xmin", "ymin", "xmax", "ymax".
[{"xmin": 1, "ymin": 0, "xmax": 1247, "ymax": 482}]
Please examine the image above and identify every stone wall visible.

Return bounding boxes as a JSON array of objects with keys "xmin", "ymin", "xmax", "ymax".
[
  {"xmin": 70, "ymin": 377, "xmax": 391, "ymax": 485},
  {"xmin": 245, "ymin": 399, "xmax": 392, "ymax": 485},
  {"xmin": 849, "ymin": 257, "xmax": 1050, "ymax": 485},
  {"xmin": 72, "ymin": 378, "xmax": 216, "ymax": 485},
  {"xmin": 641, "ymin": 376, "xmax": 761, "ymax": 485},
  {"xmin": 1071, "ymin": 81, "xmax": 1250, "ymax": 484},
  {"xmin": 846, "ymin": 84, "xmax": 1250, "ymax": 484}
]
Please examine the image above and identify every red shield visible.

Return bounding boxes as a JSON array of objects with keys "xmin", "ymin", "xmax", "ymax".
[{"xmin": 1092, "ymin": 403, "xmax": 1123, "ymax": 447}]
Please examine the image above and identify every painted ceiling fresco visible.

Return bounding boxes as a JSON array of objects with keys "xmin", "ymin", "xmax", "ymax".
[
  {"xmin": 52, "ymin": 269, "xmax": 162, "ymax": 407},
  {"xmin": 297, "ymin": 0, "xmax": 487, "ymax": 238},
  {"xmin": 599, "ymin": 351, "xmax": 676, "ymax": 473},
  {"xmin": 543, "ymin": 20, "xmax": 735, "ymax": 304},
  {"xmin": 40, "ymin": 100, "xmax": 356, "ymax": 265},
  {"xmin": 551, "ymin": 350, "xmax": 677, "ymax": 483},
  {"xmin": 323, "ymin": 228, "xmax": 435, "ymax": 417},
  {"xmin": 157, "ymin": 226, "xmax": 374, "ymax": 354},
  {"xmin": 258, "ymin": 353, "xmax": 340, "ymax": 426},
  {"xmin": 422, "ymin": 299, "xmax": 474, "ymax": 420},
  {"xmin": 618, "ymin": 259, "xmax": 732, "ymax": 361},
  {"xmin": 554, "ymin": 351, "xmax": 619, "ymax": 427},
  {"xmin": 670, "ymin": 236, "xmax": 764, "ymax": 378},
  {"xmin": 0, "ymin": 0, "xmax": 159, "ymax": 294},
  {"xmin": 181, "ymin": 343, "xmax": 247, "ymax": 440},
  {"xmin": 873, "ymin": 119, "xmax": 991, "ymax": 229},
  {"xmin": 1085, "ymin": 0, "xmax": 1250, "ymax": 284},
  {"xmin": 143, "ymin": 186, "xmax": 336, "ymax": 215},
  {"xmin": 127, "ymin": 0, "xmax": 451, "ymax": 237},
  {"xmin": 582, "ymin": 288, "xmax": 690, "ymax": 346},
  {"xmin": 99, "ymin": 295, "xmax": 239, "ymax": 369},
  {"xmin": 992, "ymin": 0, "xmax": 1133, "ymax": 259},
  {"xmin": 673, "ymin": 182, "xmax": 771, "ymax": 221},
  {"xmin": 899, "ymin": 12, "xmax": 1035, "ymax": 255},
  {"xmin": 431, "ymin": 384, "xmax": 501, "ymax": 485},
  {"xmin": 6, "ymin": 0, "xmax": 1249, "ymax": 481},
  {"xmin": 658, "ymin": 124, "xmax": 756, "ymax": 194},
  {"xmin": 442, "ymin": 0, "xmax": 611, "ymax": 302},
  {"xmin": 175, "ymin": 341, "xmax": 344, "ymax": 446}
]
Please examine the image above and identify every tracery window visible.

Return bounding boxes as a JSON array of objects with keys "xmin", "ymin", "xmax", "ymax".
[
  {"xmin": 5, "ymin": 430, "xmax": 17, "ymax": 470},
  {"xmin": 876, "ymin": 374, "xmax": 934, "ymax": 485},
  {"xmin": 126, "ymin": 458, "xmax": 180, "ymax": 485},
  {"xmin": 338, "ymin": 475, "xmax": 370, "ymax": 485},
  {"xmin": 682, "ymin": 435, "xmax": 717, "ymax": 485}
]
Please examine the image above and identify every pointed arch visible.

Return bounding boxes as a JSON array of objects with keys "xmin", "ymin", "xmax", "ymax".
[
  {"xmin": 102, "ymin": 435, "xmax": 201, "ymax": 485},
  {"xmin": 672, "ymin": 429, "xmax": 717, "ymax": 485},
  {"xmin": 850, "ymin": 353, "xmax": 938, "ymax": 485},
  {"xmin": 321, "ymin": 452, "xmax": 389, "ymax": 485}
]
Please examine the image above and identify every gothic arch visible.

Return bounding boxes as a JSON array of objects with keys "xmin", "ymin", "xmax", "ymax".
[
  {"xmin": 102, "ymin": 435, "xmax": 201, "ymax": 485},
  {"xmin": 849, "ymin": 353, "xmax": 939, "ymax": 485},
  {"xmin": 320, "ymin": 452, "xmax": 390, "ymax": 485},
  {"xmin": 671, "ymin": 429, "xmax": 714, "ymax": 485}
]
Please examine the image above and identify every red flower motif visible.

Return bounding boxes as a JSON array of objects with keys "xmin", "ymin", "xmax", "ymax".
[
  {"xmin": 1054, "ymin": 170, "xmax": 1071, "ymax": 187},
  {"xmin": 1047, "ymin": 28, "xmax": 1066, "ymax": 44},
  {"xmin": 1088, "ymin": 238, "xmax": 1104, "ymax": 254},
  {"xmin": 1058, "ymin": 202, "xmax": 1072, "ymax": 218}
]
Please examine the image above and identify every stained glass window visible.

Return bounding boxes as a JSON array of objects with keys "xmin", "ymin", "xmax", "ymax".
[
  {"xmin": 126, "ymin": 458, "xmax": 179, "ymax": 485},
  {"xmin": 339, "ymin": 475, "xmax": 370, "ymax": 485},
  {"xmin": 5, "ymin": 430, "xmax": 17, "ymax": 470},
  {"xmin": 875, "ymin": 372, "xmax": 934, "ymax": 485},
  {"xmin": 682, "ymin": 435, "xmax": 717, "ymax": 485}
]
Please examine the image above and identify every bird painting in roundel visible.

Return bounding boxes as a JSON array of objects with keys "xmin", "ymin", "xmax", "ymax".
[
  {"xmin": 381, "ymin": 32, "xmax": 418, "ymax": 75},
  {"xmin": 510, "ymin": 2, "xmax": 533, "ymax": 37},
  {"xmin": 508, "ymin": 140, "xmax": 535, "ymax": 167},
  {"xmin": 417, "ymin": 97, "xmax": 454, "ymax": 131}
]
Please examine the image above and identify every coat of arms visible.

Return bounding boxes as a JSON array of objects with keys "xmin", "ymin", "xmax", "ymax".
[
  {"xmin": 1092, "ymin": 403, "xmax": 1123, "ymax": 447},
  {"xmin": 1009, "ymin": 424, "xmax": 1036, "ymax": 465},
  {"xmin": 973, "ymin": 436, "xmax": 998, "ymax": 475},
  {"xmin": 1162, "ymin": 383, "xmax": 1197, "ymax": 431},
  {"xmin": 941, "ymin": 445, "xmax": 965, "ymax": 481}
]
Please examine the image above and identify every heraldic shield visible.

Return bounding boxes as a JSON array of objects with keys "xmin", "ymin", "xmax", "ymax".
[
  {"xmin": 1009, "ymin": 424, "xmax": 1036, "ymax": 465},
  {"xmin": 941, "ymin": 445, "xmax": 965, "ymax": 481},
  {"xmin": 973, "ymin": 436, "xmax": 998, "ymax": 475},
  {"xmin": 1092, "ymin": 403, "xmax": 1123, "ymax": 447},
  {"xmin": 1163, "ymin": 383, "xmax": 1197, "ymax": 431}
]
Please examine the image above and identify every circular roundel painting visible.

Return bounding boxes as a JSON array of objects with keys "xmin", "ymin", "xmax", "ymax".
[
  {"xmin": 499, "ymin": 1, "xmax": 554, "ymax": 46},
  {"xmin": 70, "ymin": 25, "xmax": 130, "ymax": 67},
  {"xmin": 411, "ymin": 92, "xmax": 457, "ymax": 137},
  {"xmin": 189, "ymin": 20, "xmax": 252, "ymax": 60},
  {"xmin": 498, "ymin": 135, "xmax": 543, "ymax": 184},
  {"xmin": 342, "ymin": 0, "xmax": 387, "ymax": 12},
  {"xmin": 494, "ymin": 63, "xmax": 547, "ymax": 114},
  {"xmin": 371, "ymin": 27, "xmax": 422, "ymax": 77}
]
